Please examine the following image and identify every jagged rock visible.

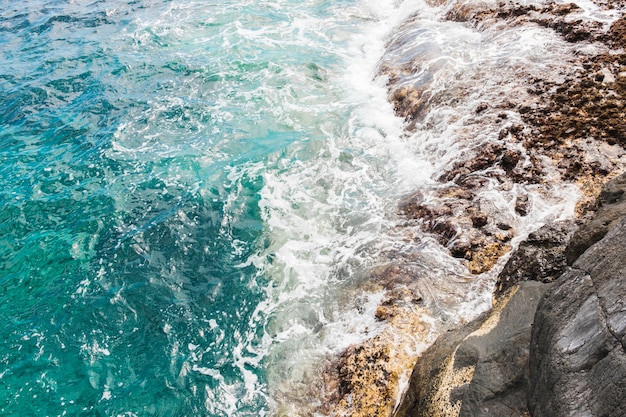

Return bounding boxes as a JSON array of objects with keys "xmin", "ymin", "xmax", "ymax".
[
  {"xmin": 494, "ymin": 220, "xmax": 579, "ymax": 299},
  {"xmin": 607, "ymin": 15, "xmax": 626, "ymax": 49},
  {"xmin": 319, "ymin": 308, "xmax": 433, "ymax": 417},
  {"xmin": 529, "ymin": 217, "xmax": 626, "ymax": 417},
  {"xmin": 373, "ymin": 4, "xmax": 626, "ymax": 416},
  {"xmin": 496, "ymin": 172, "xmax": 626, "ymax": 299},
  {"xmin": 395, "ymin": 168, "xmax": 626, "ymax": 417},
  {"xmin": 565, "ymin": 171, "xmax": 626, "ymax": 263},
  {"xmin": 394, "ymin": 281, "xmax": 550, "ymax": 417},
  {"xmin": 397, "ymin": 185, "xmax": 515, "ymax": 275}
]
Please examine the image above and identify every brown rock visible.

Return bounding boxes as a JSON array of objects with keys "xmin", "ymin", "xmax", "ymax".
[{"xmin": 467, "ymin": 242, "xmax": 511, "ymax": 275}]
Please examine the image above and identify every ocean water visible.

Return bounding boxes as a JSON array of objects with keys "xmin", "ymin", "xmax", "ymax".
[
  {"xmin": 0, "ymin": 0, "xmax": 411, "ymax": 415},
  {"xmin": 0, "ymin": 0, "xmax": 602, "ymax": 415}
]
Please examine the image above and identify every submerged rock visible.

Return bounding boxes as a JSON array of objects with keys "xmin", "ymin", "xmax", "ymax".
[{"xmin": 398, "ymin": 185, "xmax": 515, "ymax": 275}]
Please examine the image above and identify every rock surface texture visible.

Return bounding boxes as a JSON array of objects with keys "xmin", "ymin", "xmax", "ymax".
[
  {"xmin": 394, "ymin": 173, "xmax": 626, "ymax": 417},
  {"xmin": 394, "ymin": 281, "xmax": 549, "ymax": 417},
  {"xmin": 386, "ymin": 1, "xmax": 626, "ymax": 274},
  {"xmin": 529, "ymin": 218, "xmax": 626, "ymax": 417},
  {"xmin": 496, "ymin": 171, "xmax": 626, "ymax": 298},
  {"xmin": 566, "ymin": 172, "xmax": 626, "ymax": 263},
  {"xmin": 494, "ymin": 220, "xmax": 578, "ymax": 299},
  {"xmin": 318, "ymin": 2, "xmax": 626, "ymax": 416}
]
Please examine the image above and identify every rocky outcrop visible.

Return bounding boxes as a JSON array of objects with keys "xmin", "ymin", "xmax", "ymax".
[
  {"xmin": 393, "ymin": 172, "xmax": 626, "ymax": 417},
  {"xmin": 386, "ymin": 0, "xmax": 626, "ymax": 276},
  {"xmin": 529, "ymin": 217, "xmax": 626, "ymax": 417},
  {"xmin": 394, "ymin": 281, "xmax": 549, "ymax": 417},
  {"xmin": 495, "ymin": 171, "xmax": 626, "ymax": 298},
  {"xmin": 494, "ymin": 220, "xmax": 578, "ymax": 299},
  {"xmin": 398, "ymin": 185, "xmax": 514, "ymax": 274},
  {"xmin": 321, "ymin": 3, "xmax": 626, "ymax": 416},
  {"xmin": 566, "ymin": 172, "xmax": 626, "ymax": 263}
]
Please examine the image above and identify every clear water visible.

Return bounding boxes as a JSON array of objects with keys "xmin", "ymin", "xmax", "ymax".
[
  {"xmin": 0, "ymin": 0, "xmax": 413, "ymax": 415},
  {"xmin": 0, "ymin": 0, "xmax": 602, "ymax": 415}
]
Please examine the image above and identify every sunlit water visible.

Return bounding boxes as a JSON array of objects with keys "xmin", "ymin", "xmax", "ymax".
[{"xmin": 1, "ymin": 0, "xmax": 614, "ymax": 415}]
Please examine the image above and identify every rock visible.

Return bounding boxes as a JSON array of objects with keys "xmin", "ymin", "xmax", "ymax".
[
  {"xmin": 319, "ymin": 307, "xmax": 433, "ymax": 417},
  {"xmin": 565, "ymin": 171, "xmax": 626, "ymax": 263},
  {"xmin": 397, "ymin": 184, "xmax": 516, "ymax": 275},
  {"xmin": 466, "ymin": 242, "xmax": 511, "ymax": 275},
  {"xmin": 528, "ymin": 217, "xmax": 626, "ymax": 417},
  {"xmin": 514, "ymin": 193, "xmax": 530, "ymax": 216},
  {"xmin": 394, "ymin": 281, "xmax": 550, "ymax": 417},
  {"xmin": 607, "ymin": 15, "xmax": 626, "ymax": 49},
  {"xmin": 497, "ymin": 172, "xmax": 626, "ymax": 299},
  {"xmin": 494, "ymin": 220, "xmax": 579, "ymax": 299}
]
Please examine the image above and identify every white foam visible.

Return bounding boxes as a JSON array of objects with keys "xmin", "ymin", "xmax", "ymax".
[
  {"xmin": 80, "ymin": 0, "xmax": 608, "ymax": 414},
  {"xmin": 253, "ymin": 0, "xmax": 603, "ymax": 413}
]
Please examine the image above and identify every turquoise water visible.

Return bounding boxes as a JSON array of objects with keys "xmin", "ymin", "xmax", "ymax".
[
  {"xmin": 0, "ymin": 0, "xmax": 410, "ymax": 415},
  {"xmin": 0, "ymin": 0, "xmax": 598, "ymax": 415}
]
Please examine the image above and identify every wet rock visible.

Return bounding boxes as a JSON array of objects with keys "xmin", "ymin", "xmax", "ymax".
[
  {"xmin": 469, "ymin": 211, "xmax": 488, "ymax": 228},
  {"xmin": 382, "ymin": 1, "xmax": 626, "ymax": 277},
  {"xmin": 466, "ymin": 242, "xmax": 511, "ymax": 275},
  {"xmin": 320, "ymin": 303, "xmax": 433, "ymax": 417},
  {"xmin": 327, "ymin": 5, "xmax": 626, "ymax": 417},
  {"xmin": 514, "ymin": 193, "xmax": 530, "ymax": 216},
  {"xmin": 443, "ymin": 1, "xmax": 593, "ymax": 41},
  {"xmin": 500, "ymin": 149, "xmax": 521, "ymax": 172},
  {"xmin": 439, "ymin": 143, "xmax": 505, "ymax": 184},
  {"xmin": 390, "ymin": 86, "xmax": 433, "ymax": 129},
  {"xmin": 377, "ymin": 4, "xmax": 626, "ymax": 417},
  {"xmin": 494, "ymin": 220, "xmax": 579, "ymax": 299},
  {"xmin": 395, "ymin": 200, "xmax": 626, "ymax": 417},
  {"xmin": 333, "ymin": 343, "xmax": 398, "ymax": 417},
  {"xmin": 606, "ymin": 15, "xmax": 626, "ymax": 48},
  {"xmin": 510, "ymin": 39, "xmax": 626, "ymax": 212},
  {"xmin": 529, "ymin": 217, "xmax": 626, "ymax": 417},
  {"xmin": 398, "ymin": 191, "xmax": 452, "ymax": 221},
  {"xmin": 394, "ymin": 281, "xmax": 550, "ymax": 417},
  {"xmin": 474, "ymin": 102, "xmax": 489, "ymax": 114},
  {"xmin": 398, "ymin": 186, "xmax": 515, "ymax": 274},
  {"xmin": 497, "ymin": 171, "xmax": 626, "ymax": 299}
]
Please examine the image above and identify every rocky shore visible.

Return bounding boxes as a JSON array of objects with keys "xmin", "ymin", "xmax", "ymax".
[
  {"xmin": 312, "ymin": 1, "xmax": 626, "ymax": 416},
  {"xmin": 394, "ymin": 171, "xmax": 626, "ymax": 417},
  {"xmin": 386, "ymin": 0, "xmax": 626, "ymax": 274}
]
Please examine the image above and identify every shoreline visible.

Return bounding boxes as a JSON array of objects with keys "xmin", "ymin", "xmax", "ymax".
[{"xmin": 312, "ymin": 1, "xmax": 626, "ymax": 416}]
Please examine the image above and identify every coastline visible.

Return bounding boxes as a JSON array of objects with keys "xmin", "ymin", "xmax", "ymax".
[{"xmin": 313, "ymin": 1, "xmax": 626, "ymax": 416}]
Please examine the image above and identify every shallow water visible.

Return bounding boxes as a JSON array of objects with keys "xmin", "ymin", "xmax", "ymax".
[{"xmin": 0, "ymin": 0, "xmax": 613, "ymax": 415}]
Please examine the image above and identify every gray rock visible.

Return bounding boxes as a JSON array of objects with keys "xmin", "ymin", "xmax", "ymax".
[
  {"xmin": 529, "ymin": 217, "xmax": 626, "ymax": 417},
  {"xmin": 395, "ymin": 172, "xmax": 626, "ymax": 417},
  {"xmin": 394, "ymin": 281, "xmax": 550, "ymax": 417},
  {"xmin": 565, "ymin": 171, "xmax": 626, "ymax": 264},
  {"xmin": 494, "ymin": 220, "xmax": 579, "ymax": 299}
]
